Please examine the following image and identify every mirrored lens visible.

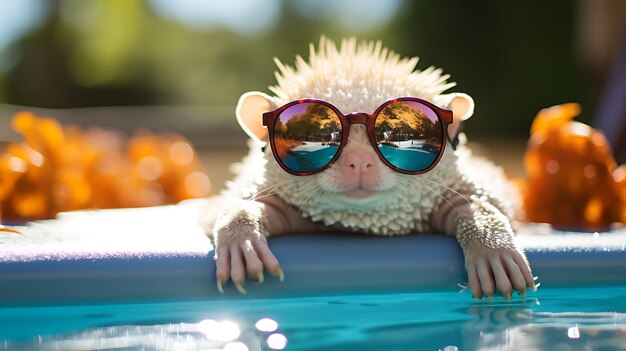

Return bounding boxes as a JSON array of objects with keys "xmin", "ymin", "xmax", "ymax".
[
  {"xmin": 273, "ymin": 102, "xmax": 342, "ymax": 173},
  {"xmin": 374, "ymin": 100, "xmax": 443, "ymax": 172}
]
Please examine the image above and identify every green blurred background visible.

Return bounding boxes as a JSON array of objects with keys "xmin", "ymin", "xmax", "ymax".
[{"xmin": 1, "ymin": 0, "xmax": 624, "ymax": 187}]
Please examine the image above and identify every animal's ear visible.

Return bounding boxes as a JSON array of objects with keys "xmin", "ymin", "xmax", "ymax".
[
  {"xmin": 434, "ymin": 93, "xmax": 475, "ymax": 142},
  {"xmin": 435, "ymin": 93, "xmax": 474, "ymax": 121},
  {"xmin": 236, "ymin": 91, "xmax": 276, "ymax": 144}
]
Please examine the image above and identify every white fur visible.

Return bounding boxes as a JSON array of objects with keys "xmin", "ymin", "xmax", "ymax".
[{"xmin": 268, "ymin": 37, "xmax": 455, "ymax": 114}]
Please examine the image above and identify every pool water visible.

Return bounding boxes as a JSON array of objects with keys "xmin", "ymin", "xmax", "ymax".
[
  {"xmin": 281, "ymin": 144, "xmax": 438, "ymax": 173},
  {"xmin": 283, "ymin": 144, "xmax": 338, "ymax": 172},
  {"xmin": 378, "ymin": 145, "xmax": 437, "ymax": 172},
  {"xmin": 2, "ymin": 285, "xmax": 625, "ymax": 351}
]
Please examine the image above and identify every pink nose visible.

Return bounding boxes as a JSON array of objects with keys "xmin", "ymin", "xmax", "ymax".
[
  {"xmin": 337, "ymin": 151, "xmax": 379, "ymax": 187},
  {"xmin": 344, "ymin": 153, "xmax": 374, "ymax": 173}
]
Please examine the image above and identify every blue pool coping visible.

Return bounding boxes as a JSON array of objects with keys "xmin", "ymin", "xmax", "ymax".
[
  {"xmin": 1, "ymin": 204, "xmax": 625, "ymax": 305},
  {"xmin": 2, "ymin": 234, "xmax": 626, "ymax": 305}
]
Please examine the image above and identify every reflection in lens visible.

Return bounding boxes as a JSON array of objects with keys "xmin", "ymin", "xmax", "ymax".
[
  {"xmin": 374, "ymin": 101, "xmax": 443, "ymax": 172},
  {"xmin": 273, "ymin": 102, "xmax": 342, "ymax": 173}
]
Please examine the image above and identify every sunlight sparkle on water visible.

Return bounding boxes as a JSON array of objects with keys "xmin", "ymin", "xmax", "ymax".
[
  {"xmin": 223, "ymin": 341, "xmax": 249, "ymax": 351},
  {"xmin": 197, "ymin": 319, "xmax": 241, "ymax": 341},
  {"xmin": 568, "ymin": 326, "xmax": 581, "ymax": 339},
  {"xmin": 255, "ymin": 318, "xmax": 278, "ymax": 332},
  {"xmin": 267, "ymin": 333, "xmax": 287, "ymax": 350}
]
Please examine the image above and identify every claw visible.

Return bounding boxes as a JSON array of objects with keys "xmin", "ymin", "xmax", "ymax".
[
  {"xmin": 217, "ymin": 281, "xmax": 224, "ymax": 294},
  {"xmin": 0, "ymin": 226, "xmax": 22, "ymax": 235},
  {"xmin": 533, "ymin": 282, "xmax": 541, "ymax": 292},
  {"xmin": 257, "ymin": 272, "xmax": 264, "ymax": 284},
  {"xmin": 533, "ymin": 276, "xmax": 539, "ymax": 281},
  {"xmin": 235, "ymin": 283, "xmax": 247, "ymax": 294},
  {"xmin": 278, "ymin": 269, "xmax": 285, "ymax": 282}
]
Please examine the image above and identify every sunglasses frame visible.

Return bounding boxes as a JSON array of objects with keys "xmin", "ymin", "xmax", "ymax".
[{"xmin": 262, "ymin": 97, "xmax": 454, "ymax": 176}]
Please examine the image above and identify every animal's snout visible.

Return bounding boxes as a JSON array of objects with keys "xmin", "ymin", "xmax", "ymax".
[
  {"xmin": 337, "ymin": 148, "xmax": 380, "ymax": 188},
  {"xmin": 343, "ymin": 153, "xmax": 374, "ymax": 174}
]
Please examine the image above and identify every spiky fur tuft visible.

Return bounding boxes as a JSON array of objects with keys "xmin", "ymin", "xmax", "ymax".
[{"xmin": 268, "ymin": 37, "xmax": 456, "ymax": 113}]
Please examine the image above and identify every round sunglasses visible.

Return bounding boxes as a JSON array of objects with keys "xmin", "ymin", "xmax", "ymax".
[{"xmin": 262, "ymin": 97, "xmax": 454, "ymax": 176}]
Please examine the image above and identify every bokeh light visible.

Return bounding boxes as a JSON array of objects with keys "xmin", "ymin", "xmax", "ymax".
[
  {"xmin": 223, "ymin": 341, "xmax": 249, "ymax": 351},
  {"xmin": 150, "ymin": 0, "xmax": 282, "ymax": 35},
  {"xmin": 197, "ymin": 319, "xmax": 241, "ymax": 342},
  {"xmin": 0, "ymin": 0, "xmax": 48, "ymax": 51},
  {"xmin": 169, "ymin": 141, "xmax": 194, "ymax": 165},
  {"xmin": 0, "ymin": 112, "xmax": 211, "ymax": 221},
  {"xmin": 266, "ymin": 333, "xmax": 288, "ymax": 350},
  {"xmin": 568, "ymin": 326, "xmax": 581, "ymax": 339},
  {"xmin": 293, "ymin": 0, "xmax": 404, "ymax": 32},
  {"xmin": 255, "ymin": 318, "xmax": 278, "ymax": 332}
]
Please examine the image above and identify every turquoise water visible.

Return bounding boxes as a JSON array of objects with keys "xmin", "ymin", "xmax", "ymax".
[
  {"xmin": 283, "ymin": 145, "xmax": 338, "ymax": 172},
  {"xmin": 378, "ymin": 145, "xmax": 436, "ymax": 172},
  {"xmin": 1, "ymin": 286, "xmax": 625, "ymax": 351},
  {"xmin": 281, "ymin": 144, "xmax": 438, "ymax": 173}
]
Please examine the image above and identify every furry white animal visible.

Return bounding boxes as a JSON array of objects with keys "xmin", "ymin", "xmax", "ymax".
[{"xmin": 202, "ymin": 37, "xmax": 535, "ymax": 299}]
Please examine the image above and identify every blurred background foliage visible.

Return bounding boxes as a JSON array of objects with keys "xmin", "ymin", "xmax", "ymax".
[{"xmin": 0, "ymin": 0, "xmax": 624, "ymax": 154}]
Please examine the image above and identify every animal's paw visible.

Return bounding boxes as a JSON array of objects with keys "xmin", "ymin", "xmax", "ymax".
[
  {"xmin": 463, "ymin": 245, "xmax": 535, "ymax": 300},
  {"xmin": 214, "ymin": 230, "xmax": 283, "ymax": 294}
]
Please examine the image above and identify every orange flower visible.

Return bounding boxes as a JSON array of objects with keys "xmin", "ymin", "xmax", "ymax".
[
  {"xmin": 521, "ymin": 103, "xmax": 624, "ymax": 230},
  {"xmin": 0, "ymin": 112, "xmax": 211, "ymax": 221}
]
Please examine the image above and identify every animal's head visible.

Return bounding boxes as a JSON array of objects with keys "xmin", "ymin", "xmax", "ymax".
[{"xmin": 236, "ymin": 38, "xmax": 474, "ymax": 211}]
